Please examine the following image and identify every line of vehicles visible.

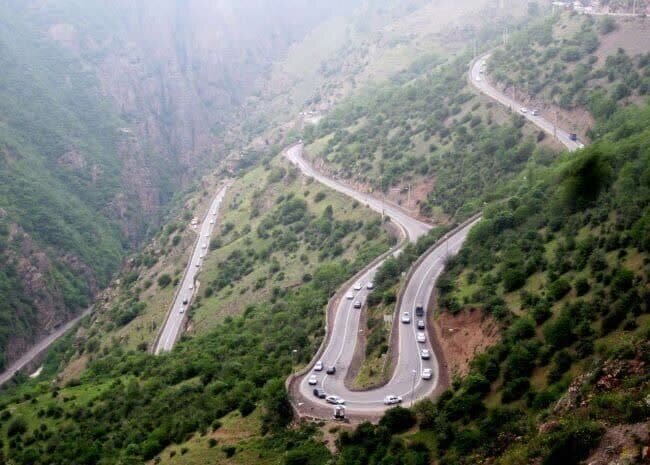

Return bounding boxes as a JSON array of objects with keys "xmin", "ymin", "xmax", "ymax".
[
  {"xmin": 346, "ymin": 281, "xmax": 373, "ymax": 309},
  {"xmin": 402, "ymin": 303, "xmax": 433, "ymax": 379},
  {"xmin": 308, "ymin": 299, "xmax": 435, "ymax": 407},
  {"xmin": 183, "ymin": 208, "xmax": 219, "ymax": 313}
]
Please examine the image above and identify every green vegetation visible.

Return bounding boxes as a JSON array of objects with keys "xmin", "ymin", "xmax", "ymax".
[
  {"xmin": 303, "ymin": 53, "xmax": 551, "ymax": 219},
  {"xmin": 0, "ymin": 3, "xmax": 130, "ymax": 368},
  {"xmin": 333, "ymin": 101, "xmax": 650, "ymax": 465},
  {"xmin": 0, "ymin": 257, "xmax": 359, "ymax": 463},
  {"xmin": 190, "ymin": 158, "xmax": 390, "ymax": 332},
  {"xmin": 489, "ymin": 14, "xmax": 650, "ymax": 119}
]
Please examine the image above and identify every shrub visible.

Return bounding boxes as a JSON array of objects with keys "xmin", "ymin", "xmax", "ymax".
[
  {"xmin": 222, "ymin": 445, "xmax": 236, "ymax": 458},
  {"xmin": 542, "ymin": 421, "xmax": 604, "ymax": 465},
  {"xmin": 6, "ymin": 417, "xmax": 27, "ymax": 437},
  {"xmin": 548, "ymin": 278, "xmax": 571, "ymax": 301},
  {"xmin": 379, "ymin": 407, "xmax": 416, "ymax": 433},
  {"xmin": 503, "ymin": 267, "xmax": 526, "ymax": 292},
  {"xmin": 543, "ymin": 311, "xmax": 574, "ymax": 349},
  {"xmin": 502, "ymin": 377, "xmax": 530, "ymax": 402},
  {"xmin": 157, "ymin": 274, "xmax": 172, "ymax": 288}
]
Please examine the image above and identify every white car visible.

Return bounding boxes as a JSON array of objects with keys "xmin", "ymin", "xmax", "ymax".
[
  {"xmin": 384, "ymin": 395, "xmax": 402, "ymax": 405},
  {"xmin": 422, "ymin": 368, "xmax": 433, "ymax": 380},
  {"xmin": 326, "ymin": 395, "xmax": 345, "ymax": 405},
  {"xmin": 346, "ymin": 292, "xmax": 354, "ymax": 300},
  {"xmin": 578, "ymin": 143, "xmax": 585, "ymax": 149},
  {"xmin": 314, "ymin": 361, "xmax": 323, "ymax": 371},
  {"xmin": 202, "ymin": 243, "xmax": 207, "ymax": 249},
  {"xmin": 475, "ymin": 76, "xmax": 482, "ymax": 82},
  {"xmin": 421, "ymin": 349, "xmax": 431, "ymax": 359},
  {"xmin": 531, "ymin": 109, "xmax": 540, "ymax": 116},
  {"xmin": 308, "ymin": 375, "xmax": 318, "ymax": 385},
  {"xmin": 401, "ymin": 312, "xmax": 411, "ymax": 324},
  {"xmin": 366, "ymin": 282, "xmax": 374, "ymax": 290},
  {"xmin": 520, "ymin": 107, "xmax": 528, "ymax": 114},
  {"xmin": 353, "ymin": 282, "xmax": 362, "ymax": 291},
  {"xmin": 209, "ymin": 219, "xmax": 214, "ymax": 224},
  {"xmin": 179, "ymin": 307, "xmax": 185, "ymax": 314},
  {"xmin": 353, "ymin": 300, "xmax": 362, "ymax": 309},
  {"xmin": 189, "ymin": 284, "xmax": 194, "ymax": 290},
  {"xmin": 204, "ymin": 233, "xmax": 209, "ymax": 237},
  {"xmin": 417, "ymin": 332, "xmax": 426, "ymax": 343}
]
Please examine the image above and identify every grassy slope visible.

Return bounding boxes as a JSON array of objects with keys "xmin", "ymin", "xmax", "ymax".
[
  {"xmin": 332, "ymin": 102, "xmax": 649, "ymax": 465},
  {"xmin": 488, "ymin": 13, "xmax": 650, "ymax": 135},
  {"xmin": 192, "ymin": 158, "xmax": 390, "ymax": 333}
]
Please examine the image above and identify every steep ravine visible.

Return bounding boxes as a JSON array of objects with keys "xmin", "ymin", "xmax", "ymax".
[{"xmin": 0, "ymin": 0, "xmax": 359, "ymax": 370}]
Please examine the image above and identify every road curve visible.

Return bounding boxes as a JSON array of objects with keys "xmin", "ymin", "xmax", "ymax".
[
  {"xmin": 285, "ymin": 145, "xmax": 430, "ymax": 242},
  {"xmin": 285, "ymin": 144, "xmax": 480, "ymax": 416},
  {"xmin": 469, "ymin": 53, "xmax": 582, "ymax": 152},
  {"xmin": 154, "ymin": 182, "xmax": 230, "ymax": 354}
]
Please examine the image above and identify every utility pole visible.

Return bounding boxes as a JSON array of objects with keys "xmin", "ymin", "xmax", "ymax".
[{"xmin": 554, "ymin": 110, "xmax": 558, "ymax": 140}]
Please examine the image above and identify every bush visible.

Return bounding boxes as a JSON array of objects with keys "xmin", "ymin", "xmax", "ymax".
[
  {"xmin": 222, "ymin": 445, "xmax": 236, "ymax": 458},
  {"xmin": 503, "ymin": 267, "xmax": 526, "ymax": 292},
  {"xmin": 548, "ymin": 278, "xmax": 571, "ymax": 301},
  {"xmin": 599, "ymin": 17, "xmax": 617, "ymax": 34},
  {"xmin": 502, "ymin": 377, "xmax": 530, "ymax": 403},
  {"xmin": 6, "ymin": 417, "xmax": 27, "ymax": 437},
  {"xmin": 542, "ymin": 421, "xmax": 605, "ymax": 465},
  {"xmin": 379, "ymin": 406, "xmax": 416, "ymax": 433},
  {"xmin": 543, "ymin": 311, "xmax": 574, "ymax": 349},
  {"xmin": 157, "ymin": 274, "xmax": 172, "ymax": 288}
]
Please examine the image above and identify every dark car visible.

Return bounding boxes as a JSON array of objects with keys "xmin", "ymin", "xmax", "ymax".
[
  {"xmin": 415, "ymin": 304, "xmax": 424, "ymax": 317},
  {"xmin": 182, "ymin": 299, "xmax": 188, "ymax": 305},
  {"xmin": 569, "ymin": 133, "xmax": 578, "ymax": 141},
  {"xmin": 326, "ymin": 366, "xmax": 336, "ymax": 375},
  {"xmin": 313, "ymin": 388, "xmax": 326, "ymax": 399}
]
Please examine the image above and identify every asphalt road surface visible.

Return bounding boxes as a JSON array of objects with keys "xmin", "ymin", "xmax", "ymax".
[
  {"xmin": 470, "ymin": 54, "xmax": 583, "ymax": 152},
  {"xmin": 285, "ymin": 145, "xmax": 480, "ymax": 415},
  {"xmin": 154, "ymin": 182, "xmax": 230, "ymax": 354},
  {"xmin": 285, "ymin": 144, "xmax": 430, "ymax": 242},
  {"xmin": 0, "ymin": 308, "xmax": 91, "ymax": 386}
]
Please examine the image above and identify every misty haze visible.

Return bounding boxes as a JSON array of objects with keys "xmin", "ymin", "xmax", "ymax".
[{"xmin": 0, "ymin": 1, "xmax": 647, "ymax": 464}]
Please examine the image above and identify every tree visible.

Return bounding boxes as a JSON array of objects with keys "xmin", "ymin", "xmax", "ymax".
[
  {"xmin": 157, "ymin": 274, "xmax": 172, "ymax": 288},
  {"xmin": 379, "ymin": 406, "xmax": 416, "ymax": 433}
]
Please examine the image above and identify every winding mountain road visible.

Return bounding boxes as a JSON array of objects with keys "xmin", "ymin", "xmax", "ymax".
[
  {"xmin": 154, "ymin": 182, "xmax": 230, "ymax": 354},
  {"xmin": 286, "ymin": 145, "xmax": 480, "ymax": 416},
  {"xmin": 470, "ymin": 53, "xmax": 583, "ymax": 152}
]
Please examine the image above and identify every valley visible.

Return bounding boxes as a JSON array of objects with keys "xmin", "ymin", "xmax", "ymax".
[{"xmin": 0, "ymin": 2, "xmax": 647, "ymax": 465}]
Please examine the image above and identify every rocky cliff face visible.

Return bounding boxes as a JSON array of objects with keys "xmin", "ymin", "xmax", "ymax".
[{"xmin": 36, "ymin": 0, "xmax": 358, "ymax": 241}]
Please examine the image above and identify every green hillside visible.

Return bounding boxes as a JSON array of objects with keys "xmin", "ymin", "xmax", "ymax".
[
  {"xmin": 0, "ymin": 4, "xmax": 646, "ymax": 465},
  {"xmin": 0, "ymin": 2, "xmax": 126, "ymax": 368}
]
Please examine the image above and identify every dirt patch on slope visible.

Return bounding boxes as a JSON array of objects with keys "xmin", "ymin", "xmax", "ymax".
[{"xmin": 434, "ymin": 308, "xmax": 500, "ymax": 378}]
